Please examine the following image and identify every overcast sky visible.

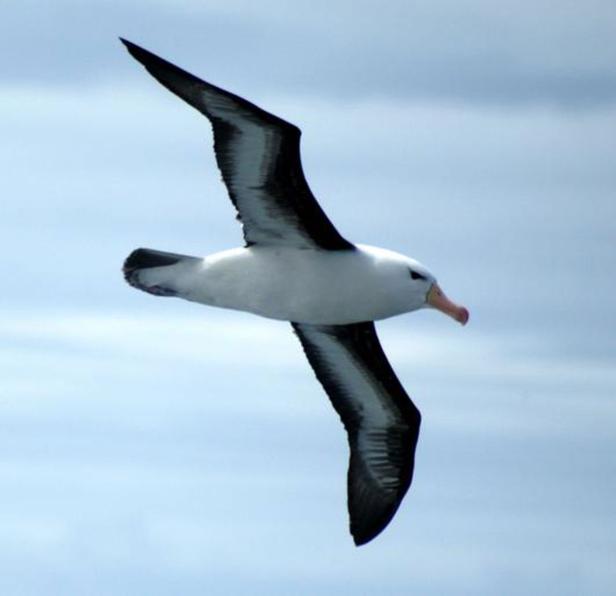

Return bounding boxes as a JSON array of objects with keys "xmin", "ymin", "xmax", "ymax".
[{"xmin": 1, "ymin": 1, "xmax": 615, "ymax": 594}]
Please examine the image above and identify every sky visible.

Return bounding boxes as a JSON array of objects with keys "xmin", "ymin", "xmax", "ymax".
[{"xmin": 1, "ymin": 0, "xmax": 615, "ymax": 594}]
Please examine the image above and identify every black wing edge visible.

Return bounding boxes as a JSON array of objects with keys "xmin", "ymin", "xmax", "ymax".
[
  {"xmin": 119, "ymin": 38, "xmax": 356, "ymax": 252},
  {"xmin": 292, "ymin": 321, "xmax": 421, "ymax": 546},
  {"xmin": 119, "ymin": 37, "xmax": 292, "ymax": 129}
]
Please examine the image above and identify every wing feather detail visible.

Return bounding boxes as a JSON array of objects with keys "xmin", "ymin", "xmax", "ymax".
[
  {"xmin": 121, "ymin": 39, "xmax": 354, "ymax": 251},
  {"xmin": 292, "ymin": 321, "xmax": 421, "ymax": 545}
]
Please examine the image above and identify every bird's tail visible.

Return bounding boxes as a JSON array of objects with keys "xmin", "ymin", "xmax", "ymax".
[{"xmin": 123, "ymin": 247, "xmax": 199, "ymax": 297}]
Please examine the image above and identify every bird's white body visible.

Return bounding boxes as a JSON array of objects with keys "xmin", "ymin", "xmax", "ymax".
[{"xmin": 139, "ymin": 244, "xmax": 433, "ymax": 325}]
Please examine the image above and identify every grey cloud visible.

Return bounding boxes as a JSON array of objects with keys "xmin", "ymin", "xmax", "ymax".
[
  {"xmin": 2, "ymin": 311, "xmax": 615, "ymax": 594},
  {"xmin": 2, "ymin": 0, "xmax": 616, "ymax": 107}
]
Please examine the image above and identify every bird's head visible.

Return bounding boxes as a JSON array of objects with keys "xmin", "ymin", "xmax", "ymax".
[{"xmin": 408, "ymin": 264, "xmax": 469, "ymax": 325}]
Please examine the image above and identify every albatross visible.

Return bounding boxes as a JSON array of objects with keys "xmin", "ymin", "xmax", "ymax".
[{"xmin": 120, "ymin": 39, "xmax": 469, "ymax": 546}]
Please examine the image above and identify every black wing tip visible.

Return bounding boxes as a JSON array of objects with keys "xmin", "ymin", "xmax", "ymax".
[
  {"xmin": 352, "ymin": 532, "xmax": 376, "ymax": 547},
  {"xmin": 119, "ymin": 37, "xmax": 137, "ymax": 53},
  {"xmin": 119, "ymin": 37, "xmax": 205, "ymax": 98},
  {"xmin": 350, "ymin": 492, "xmax": 409, "ymax": 546},
  {"xmin": 119, "ymin": 37, "xmax": 156, "ymax": 65},
  {"xmin": 351, "ymin": 520, "xmax": 388, "ymax": 546}
]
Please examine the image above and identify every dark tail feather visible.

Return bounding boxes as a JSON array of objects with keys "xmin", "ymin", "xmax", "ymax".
[
  {"xmin": 123, "ymin": 247, "xmax": 198, "ymax": 296},
  {"xmin": 123, "ymin": 248, "xmax": 188, "ymax": 277}
]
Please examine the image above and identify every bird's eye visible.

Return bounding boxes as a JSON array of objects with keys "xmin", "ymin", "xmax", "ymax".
[{"xmin": 409, "ymin": 269, "xmax": 427, "ymax": 281}]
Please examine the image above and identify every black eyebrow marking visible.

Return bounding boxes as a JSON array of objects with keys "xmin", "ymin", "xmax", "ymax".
[{"xmin": 409, "ymin": 269, "xmax": 427, "ymax": 281}]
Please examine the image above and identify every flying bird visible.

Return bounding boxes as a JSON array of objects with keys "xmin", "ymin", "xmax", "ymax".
[{"xmin": 120, "ymin": 39, "xmax": 469, "ymax": 546}]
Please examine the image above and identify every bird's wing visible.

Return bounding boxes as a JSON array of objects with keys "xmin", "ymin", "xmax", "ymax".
[
  {"xmin": 121, "ymin": 39, "xmax": 354, "ymax": 251},
  {"xmin": 292, "ymin": 321, "xmax": 421, "ymax": 545}
]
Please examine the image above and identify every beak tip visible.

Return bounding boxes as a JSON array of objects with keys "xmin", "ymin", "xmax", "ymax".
[{"xmin": 427, "ymin": 284, "xmax": 469, "ymax": 326}]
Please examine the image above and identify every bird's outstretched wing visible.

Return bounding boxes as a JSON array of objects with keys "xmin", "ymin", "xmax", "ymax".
[
  {"xmin": 292, "ymin": 321, "xmax": 421, "ymax": 545},
  {"xmin": 121, "ymin": 39, "xmax": 354, "ymax": 251}
]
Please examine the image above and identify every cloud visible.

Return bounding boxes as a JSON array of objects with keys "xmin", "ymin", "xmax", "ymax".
[
  {"xmin": 1, "ymin": 309, "xmax": 615, "ymax": 594},
  {"xmin": 2, "ymin": 310, "xmax": 615, "ymax": 437},
  {"xmin": 2, "ymin": 0, "xmax": 616, "ymax": 107}
]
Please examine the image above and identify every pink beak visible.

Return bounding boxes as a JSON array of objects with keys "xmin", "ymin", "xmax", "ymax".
[{"xmin": 426, "ymin": 284, "xmax": 469, "ymax": 325}]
